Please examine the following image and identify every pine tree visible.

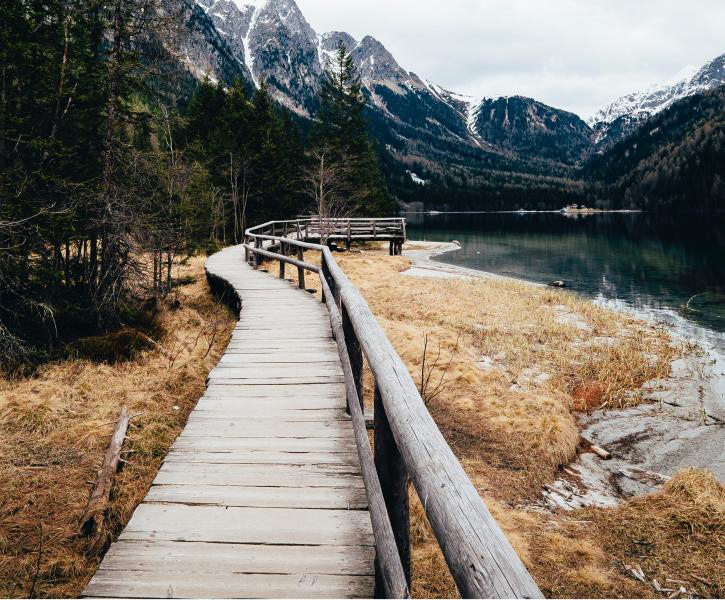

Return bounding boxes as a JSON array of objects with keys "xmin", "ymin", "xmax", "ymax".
[{"xmin": 314, "ymin": 42, "xmax": 392, "ymax": 216}]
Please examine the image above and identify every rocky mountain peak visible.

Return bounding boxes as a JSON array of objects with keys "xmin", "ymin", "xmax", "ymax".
[
  {"xmin": 255, "ymin": 0, "xmax": 316, "ymax": 41},
  {"xmin": 588, "ymin": 52, "xmax": 725, "ymax": 149},
  {"xmin": 352, "ymin": 35, "xmax": 408, "ymax": 83},
  {"xmin": 319, "ymin": 31, "xmax": 357, "ymax": 53},
  {"xmin": 690, "ymin": 53, "xmax": 725, "ymax": 87},
  {"xmin": 590, "ymin": 52, "xmax": 725, "ymax": 127}
]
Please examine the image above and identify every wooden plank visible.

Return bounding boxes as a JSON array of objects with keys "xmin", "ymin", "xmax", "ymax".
[
  {"xmin": 209, "ymin": 366, "xmax": 343, "ymax": 378},
  {"xmin": 217, "ymin": 354, "xmax": 339, "ymax": 365},
  {"xmin": 186, "ymin": 410, "xmax": 349, "ymax": 421},
  {"xmin": 87, "ymin": 540, "xmax": 374, "ymax": 576},
  {"xmin": 84, "ymin": 570, "xmax": 374, "ymax": 599},
  {"xmin": 154, "ymin": 463, "xmax": 363, "ymax": 488},
  {"xmin": 179, "ymin": 419, "xmax": 353, "ymax": 439},
  {"xmin": 170, "ymin": 436, "xmax": 357, "ymax": 453},
  {"xmin": 228, "ymin": 332, "xmax": 333, "ymax": 341},
  {"xmin": 183, "ymin": 414, "xmax": 352, "ymax": 425},
  {"xmin": 222, "ymin": 344, "xmax": 338, "ymax": 353},
  {"xmin": 146, "ymin": 484, "xmax": 368, "ymax": 509},
  {"xmin": 206, "ymin": 375, "xmax": 345, "ymax": 385},
  {"xmin": 163, "ymin": 449, "xmax": 359, "ymax": 465},
  {"xmin": 118, "ymin": 504, "xmax": 375, "ymax": 546},
  {"xmin": 194, "ymin": 397, "xmax": 346, "ymax": 411}
]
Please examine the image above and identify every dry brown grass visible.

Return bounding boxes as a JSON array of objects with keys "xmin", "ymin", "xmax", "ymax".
[
  {"xmin": 285, "ymin": 246, "xmax": 675, "ymax": 499},
  {"xmin": 271, "ymin": 244, "xmax": 723, "ymax": 599},
  {"xmin": 0, "ymin": 256, "xmax": 235, "ymax": 598}
]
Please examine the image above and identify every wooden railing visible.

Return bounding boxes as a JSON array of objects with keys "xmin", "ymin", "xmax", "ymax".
[
  {"xmin": 243, "ymin": 220, "xmax": 542, "ymax": 600},
  {"xmin": 291, "ymin": 216, "xmax": 406, "ymax": 255}
]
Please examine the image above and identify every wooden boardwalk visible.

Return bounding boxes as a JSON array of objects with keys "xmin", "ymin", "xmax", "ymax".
[{"xmin": 83, "ymin": 245, "xmax": 374, "ymax": 599}]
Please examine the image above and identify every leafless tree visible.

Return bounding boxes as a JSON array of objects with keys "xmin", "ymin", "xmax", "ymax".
[
  {"xmin": 228, "ymin": 152, "xmax": 252, "ymax": 244},
  {"xmin": 302, "ymin": 148, "xmax": 355, "ymax": 244},
  {"xmin": 418, "ymin": 333, "xmax": 468, "ymax": 406}
]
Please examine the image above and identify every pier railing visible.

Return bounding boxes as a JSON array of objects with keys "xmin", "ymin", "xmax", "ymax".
[
  {"xmin": 243, "ymin": 219, "xmax": 542, "ymax": 599},
  {"xmin": 290, "ymin": 216, "xmax": 406, "ymax": 254}
]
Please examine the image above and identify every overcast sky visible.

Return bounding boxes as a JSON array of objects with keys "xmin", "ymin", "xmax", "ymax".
[{"xmin": 295, "ymin": 0, "xmax": 725, "ymax": 119}]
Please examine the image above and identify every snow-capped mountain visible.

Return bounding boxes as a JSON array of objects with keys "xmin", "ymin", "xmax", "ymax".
[
  {"xmin": 590, "ymin": 53, "xmax": 725, "ymax": 149},
  {"xmin": 187, "ymin": 0, "xmax": 592, "ymax": 168},
  {"xmin": 197, "ymin": 0, "xmax": 323, "ymax": 114}
]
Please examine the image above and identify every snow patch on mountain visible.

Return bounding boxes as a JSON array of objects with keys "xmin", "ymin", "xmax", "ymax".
[{"xmin": 590, "ymin": 53, "xmax": 725, "ymax": 126}]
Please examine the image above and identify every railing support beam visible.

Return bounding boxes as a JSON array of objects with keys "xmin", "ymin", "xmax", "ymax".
[
  {"xmin": 342, "ymin": 303, "xmax": 363, "ymax": 415},
  {"xmin": 374, "ymin": 384, "xmax": 411, "ymax": 594},
  {"xmin": 297, "ymin": 246, "xmax": 305, "ymax": 290}
]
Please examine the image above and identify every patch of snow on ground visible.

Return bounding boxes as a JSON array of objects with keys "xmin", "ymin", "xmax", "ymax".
[{"xmin": 406, "ymin": 170, "xmax": 428, "ymax": 186}]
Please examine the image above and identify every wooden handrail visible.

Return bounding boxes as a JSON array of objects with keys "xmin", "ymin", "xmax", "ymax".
[
  {"xmin": 318, "ymin": 273, "xmax": 410, "ymax": 599},
  {"xmin": 244, "ymin": 220, "xmax": 542, "ymax": 599}
]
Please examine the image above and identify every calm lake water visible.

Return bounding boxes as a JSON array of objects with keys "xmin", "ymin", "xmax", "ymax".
[{"xmin": 405, "ymin": 211, "xmax": 725, "ymax": 397}]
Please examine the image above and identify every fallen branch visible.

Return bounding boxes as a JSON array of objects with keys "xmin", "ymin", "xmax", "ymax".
[
  {"xmin": 618, "ymin": 467, "xmax": 670, "ymax": 486},
  {"xmin": 581, "ymin": 435, "xmax": 611, "ymax": 459},
  {"xmin": 590, "ymin": 444, "xmax": 612, "ymax": 460},
  {"xmin": 80, "ymin": 406, "xmax": 131, "ymax": 536}
]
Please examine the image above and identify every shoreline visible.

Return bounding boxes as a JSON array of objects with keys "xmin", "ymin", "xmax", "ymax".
[
  {"xmin": 402, "ymin": 241, "xmax": 545, "ymax": 286},
  {"xmin": 402, "ymin": 240, "xmax": 724, "ymax": 503}
]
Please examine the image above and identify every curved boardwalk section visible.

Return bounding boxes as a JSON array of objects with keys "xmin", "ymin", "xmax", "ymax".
[{"xmin": 83, "ymin": 245, "xmax": 374, "ymax": 599}]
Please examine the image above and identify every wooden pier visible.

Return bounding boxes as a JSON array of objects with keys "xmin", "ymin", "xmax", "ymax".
[
  {"xmin": 83, "ymin": 218, "xmax": 542, "ymax": 599},
  {"xmin": 83, "ymin": 246, "xmax": 374, "ymax": 598}
]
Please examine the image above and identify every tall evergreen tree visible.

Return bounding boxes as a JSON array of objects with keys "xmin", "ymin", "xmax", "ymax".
[{"xmin": 314, "ymin": 42, "xmax": 392, "ymax": 216}]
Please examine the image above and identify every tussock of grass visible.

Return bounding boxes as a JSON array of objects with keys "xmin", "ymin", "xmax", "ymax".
[
  {"xmin": 591, "ymin": 469, "xmax": 725, "ymax": 597},
  {"xmin": 0, "ymin": 257, "xmax": 235, "ymax": 598}
]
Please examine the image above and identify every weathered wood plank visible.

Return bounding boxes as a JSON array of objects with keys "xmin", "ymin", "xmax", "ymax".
[
  {"xmin": 170, "ymin": 436, "xmax": 357, "ymax": 453},
  {"xmin": 146, "ymin": 484, "xmax": 368, "ymax": 508},
  {"xmin": 209, "ymin": 365, "xmax": 342, "ymax": 376},
  {"xmin": 194, "ymin": 397, "xmax": 346, "ymax": 410},
  {"xmin": 163, "ymin": 449, "xmax": 359, "ymax": 465},
  {"xmin": 186, "ymin": 409, "xmax": 349, "ymax": 421},
  {"xmin": 84, "ymin": 570, "xmax": 374, "ymax": 599},
  {"xmin": 217, "ymin": 354, "xmax": 339, "ymax": 365},
  {"xmin": 87, "ymin": 540, "xmax": 374, "ymax": 576},
  {"xmin": 154, "ymin": 462, "xmax": 363, "ymax": 488},
  {"xmin": 180, "ymin": 419, "xmax": 352, "ymax": 438},
  {"xmin": 118, "ymin": 504, "xmax": 375, "ymax": 546},
  {"xmin": 206, "ymin": 375, "xmax": 345, "ymax": 385}
]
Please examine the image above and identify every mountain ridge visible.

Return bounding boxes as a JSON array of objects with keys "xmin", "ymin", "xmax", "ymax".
[{"xmin": 178, "ymin": 0, "xmax": 723, "ymax": 210}]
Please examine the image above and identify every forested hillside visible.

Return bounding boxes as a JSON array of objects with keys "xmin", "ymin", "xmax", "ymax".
[
  {"xmin": 586, "ymin": 87, "xmax": 725, "ymax": 210},
  {"xmin": 0, "ymin": 1, "xmax": 388, "ymax": 370}
]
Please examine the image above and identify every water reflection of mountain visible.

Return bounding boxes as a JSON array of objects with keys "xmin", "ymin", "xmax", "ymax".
[{"xmin": 405, "ymin": 212, "xmax": 725, "ymax": 334}]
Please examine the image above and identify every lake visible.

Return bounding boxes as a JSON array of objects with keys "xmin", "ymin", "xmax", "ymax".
[{"xmin": 405, "ymin": 211, "xmax": 725, "ymax": 397}]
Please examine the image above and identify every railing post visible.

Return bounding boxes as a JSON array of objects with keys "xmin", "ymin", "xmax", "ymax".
[
  {"xmin": 347, "ymin": 220, "xmax": 352, "ymax": 251},
  {"xmin": 279, "ymin": 256, "xmax": 285, "ymax": 279},
  {"xmin": 297, "ymin": 246, "xmax": 305, "ymax": 290},
  {"xmin": 321, "ymin": 253, "xmax": 339, "ymax": 306},
  {"xmin": 342, "ymin": 302, "xmax": 363, "ymax": 415},
  {"xmin": 253, "ymin": 237, "xmax": 261, "ymax": 269},
  {"xmin": 374, "ymin": 384, "xmax": 411, "ymax": 594},
  {"xmin": 244, "ymin": 235, "xmax": 249, "ymax": 262}
]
